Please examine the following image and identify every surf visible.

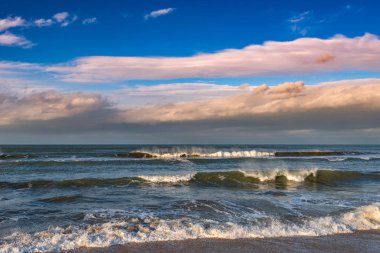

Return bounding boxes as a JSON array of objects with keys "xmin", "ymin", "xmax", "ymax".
[
  {"xmin": 2, "ymin": 169, "xmax": 379, "ymax": 189},
  {"xmin": 1, "ymin": 203, "xmax": 379, "ymax": 252}
]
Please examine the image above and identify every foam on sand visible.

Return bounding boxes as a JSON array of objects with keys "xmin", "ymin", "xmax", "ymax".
[{"xmin": 1, "ymin": 203, "xmax": 379, "ymax": 252}]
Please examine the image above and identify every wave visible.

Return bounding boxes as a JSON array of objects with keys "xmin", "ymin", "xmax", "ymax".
[
  {"xmin": 0, "ymin": 154, "xmax": 30, "ymax": 160},
  {"xmin": 38, "ymin": 195, "xmax": 81, "ymax": 203},
  {"xmin": 242, "ymin": 169, "xmax": 318, "ymax": 182},
  {"xmin": 190, "ymin": 170, "xmax": 379, "ymax": 187},
  {"xmin": 0, "ymin": 177, "xmax": 144, "ymax": 189},
  {"xmin": 1, "ymin": 203, "xmax": 379, "ymax": 252},
  {"xmin": 273, "ymin": 151, "xmax": 361, "ymax": 157},
  {"xmin": 2, "ymin": 169, "xmax": 379, "ymax": 189},
  {"xmin": 119, "ymin": 150, "xmax": 274, "ymax": 158},
  {"xmin": 138, "ymin": 174, "xmax": 195, "ymax": 183},
  {"xmin": 0, "ymin": 150, "xmax": 374, "ymax": 162},
  {"xmin": 326, "ymin": 156, "xmax": 380, "ymax": 162},
  {"xmin": 117, "ymin": 150, "xmax": 366, "ymax": 159}
]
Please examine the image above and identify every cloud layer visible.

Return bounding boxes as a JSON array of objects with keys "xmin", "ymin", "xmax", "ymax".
[
  {"xmin": 1, "ymin": 78, "xmax": 380, "ymax": 142},
  {"xmin": 0, "ymin": 89, "xmax": 108, "ymax": 126},
  {"xmin": 119, "ymin": 79, "xmax": 380, "ymax": 127},
  {"xmin": 47, "ymin": 34, "xmax": 380, "ymax": 83}
]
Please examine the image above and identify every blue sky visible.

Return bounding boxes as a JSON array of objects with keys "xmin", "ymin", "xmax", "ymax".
[
  {"xmin": 1, "ymin": 0, "xmax": 380, "ymax": 143},
  {"xmin": 1, "ymin": 0, "xmax": 379, "ymax": 61},
  {"xmin": 1, "ymin": 0, "xmax": 380, "ymax": 86}
]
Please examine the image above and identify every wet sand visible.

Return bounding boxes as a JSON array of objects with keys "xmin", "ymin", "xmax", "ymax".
[{"xmin": 71, "ymin": 230, "xmax": 380, "ymax": 253}]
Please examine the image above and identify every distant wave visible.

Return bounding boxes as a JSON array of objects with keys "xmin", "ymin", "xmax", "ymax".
[
  {"xmin": 2, "ymin": 169, "xmax": 379, "ymax": 189},
  {"xmin": 116, "ymin": 150, "xmax": 365, "ymax": 159},
  {"xmin": 0, "ymin": 149, "xmax": 374, "ymax": 162},
  {"xmin": 273, "ymin": 151, "xmax": 361, "ymax": 157},
  {"xmin": 1, "ymin": 203, "xmax": 379, "ymax": 252},
  {"xmin": 117, "ymin": 150, "xmax": 274, "ymax": 158},
  {"xmin": 38, "ymin": 195, "xmax": 81, "ymax": 203},
  {"xmin": 0, "ymin": 154, "xmax": 30, "ymax": 159}
]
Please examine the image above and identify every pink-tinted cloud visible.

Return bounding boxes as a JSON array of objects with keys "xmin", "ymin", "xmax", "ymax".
[
  {"xmin": 0, "ymin": 61, "xmax": 44, "ymax": 77},
  {"xmin": 1, "ymin": 78, "xmax": 380, "ymax": 141},
  {"xmin": 109, "ymin": 82, "xmax": 252, "ymax": 107},
  {"xmin": 119, "ymin": 79, "xmax": 380, "ymax": 123},
  {"xmin": 47, "ymin": 34, "xmax": 380, "ymax": 83},
  {"xmin": 0, "ymin": 16, "xmax": 26, "ymax": 32},
  {"xmin": 0, "ymin": 32, "xmax": 33, "ymax": 48},
  {"xmin": 53, "ymin": 12, "xmax": 69, "ymax": 22},
  {"xmin": 0, "ymin": 90, "xmax": 108, "ymax": 125}
]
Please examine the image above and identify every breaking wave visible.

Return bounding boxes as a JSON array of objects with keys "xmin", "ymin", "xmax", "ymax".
[
  {"xmin": 118, "ymin": 150, "xmax": 274, "ymax": 158},
  {"xmin": 115, "ymin": 149, "xmax": 367, "ymax": 159},
  {"xmin": 0, "ymin": 149, "xmax": 374, "ymax": 162},
  {"xmin": 1, "ymin": 203, "xmax": 379, "ymax": 252},
  {"xmin": 2, "ymin": 169, "xmax": 379, "ymax": 189}
]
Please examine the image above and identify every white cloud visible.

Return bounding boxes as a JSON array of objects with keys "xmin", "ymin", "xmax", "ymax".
[
  {"xmin": 46, "ymin": 33, "xmax": 380, "ymax": 83},
  {"xmin": 0, "ymin": 12, "xmax": 77, "ymax": 48},
  {"xmin": 53, "ymin": 12, "xmax": 69, "ymax": 23},
  {"xmin": 289, "ymin": 11, "xmax": 311, "ymax": 24},
  {"xmin": 34, "ymin": 18, "xmax": 54, "ymax": 27},
  {"xmin": 0, "ymin": 77, "xmax": 56, "ymax": 96},
  {"xmin": 144, "ymin": 8, "xmax": 175, "ymax": 20},
  {"xmin": 0, "ymin": 61, "xmax": 43, "ymax": 72},
  {"xmin": 0, "ymin": 16, "xmax": 26, "ymax": 32},
  {"xmin": 82, "ymin": 17, "xmax": 97, "ymax": 25},
  {"xmin": 34, "ymin": 12, "xmax": 77, "ymax": 27},
  {"xmin": 62, "ymin": 15, "xmax": 77, "ymax": 27},
  {"xmin": 52, "ymin": 12, "xmax": 76, "ymax": 27},
  {"xmin": 0, "ymin": 31, "xmax": 33, "ymax": 48},
  {"xmin": 109, "ymin": 83, "xmax": 251, "ymax": 107},
  {"xmin": 289, "ymin": 11, "xmax": 312, "ymax": 35}
]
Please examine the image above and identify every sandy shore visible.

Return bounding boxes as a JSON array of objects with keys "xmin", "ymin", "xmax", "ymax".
[{"xmin": 70, "ymin": 230, "xmax": 380, "ymax": 253}]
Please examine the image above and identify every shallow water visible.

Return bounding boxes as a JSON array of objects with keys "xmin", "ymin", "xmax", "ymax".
[{"xmin": 0, "ymin": 145, "xmax": 380, "ymax": 252}]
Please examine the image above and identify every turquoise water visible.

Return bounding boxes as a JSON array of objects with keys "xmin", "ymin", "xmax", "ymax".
[{"xmin": 0, "ymin": 145, "xmax": 380, "ymax": 252}]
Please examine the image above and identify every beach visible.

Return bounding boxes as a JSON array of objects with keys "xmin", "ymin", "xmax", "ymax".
[{"xmin": 72, "ymin": 230, "xmax": 380, "ymax": 253}]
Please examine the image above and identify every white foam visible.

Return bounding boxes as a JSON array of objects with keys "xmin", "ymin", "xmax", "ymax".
[
  {"xmin": 135, "ymin": 169, "xmax": 319, "ymax": 184},
  {"xmin": 136, "ymin": 149, "xmax": 274, "ymax": 158},
  {"xmin": 242, "ymin": 169, "xmax": 318, "ymax": 182},
  {"xmin": 138, "ymin": 174, "xmax": 195, "ymax": 183},
  {"xmin": 327, "ymin": 157, "xmax": 347, "ymax": 162},
  {"xmin": 1, "ymin": 203, "xmax": 379, "ymax": 253}
]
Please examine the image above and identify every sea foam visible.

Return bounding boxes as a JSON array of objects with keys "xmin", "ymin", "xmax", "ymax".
[{"xmin": 1, "ymin": 203, "xmax": 379, "ymax": 253}]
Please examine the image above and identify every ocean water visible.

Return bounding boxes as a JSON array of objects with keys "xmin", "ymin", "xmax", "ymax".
[{"xmin": 0, "ymin": 145, "xmax": 380, "ymax": 252}]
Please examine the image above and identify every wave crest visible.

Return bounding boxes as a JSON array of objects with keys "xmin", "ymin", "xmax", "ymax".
[
  {"xmin": 122, "ymin": 150, "xmax": 274, "ymax": 159},
  {"xmin": 2, "ymin": 169, "xmax": 379, "ymax": 189}
]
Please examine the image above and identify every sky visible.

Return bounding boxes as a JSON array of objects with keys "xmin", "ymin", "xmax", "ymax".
[{"xmin": 1, "ymin": 0, "xmax": 380, "ymax": 144}]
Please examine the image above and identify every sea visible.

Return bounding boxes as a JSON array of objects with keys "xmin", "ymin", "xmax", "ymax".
[{"xmin": 0, "ymin": 145, "xmax": 379, "ymax": 252}]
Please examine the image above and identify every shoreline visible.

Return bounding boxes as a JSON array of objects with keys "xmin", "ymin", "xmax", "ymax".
[{"xmin": 70, "ymin": 230, "xmax": 380, "ymax": 253}]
